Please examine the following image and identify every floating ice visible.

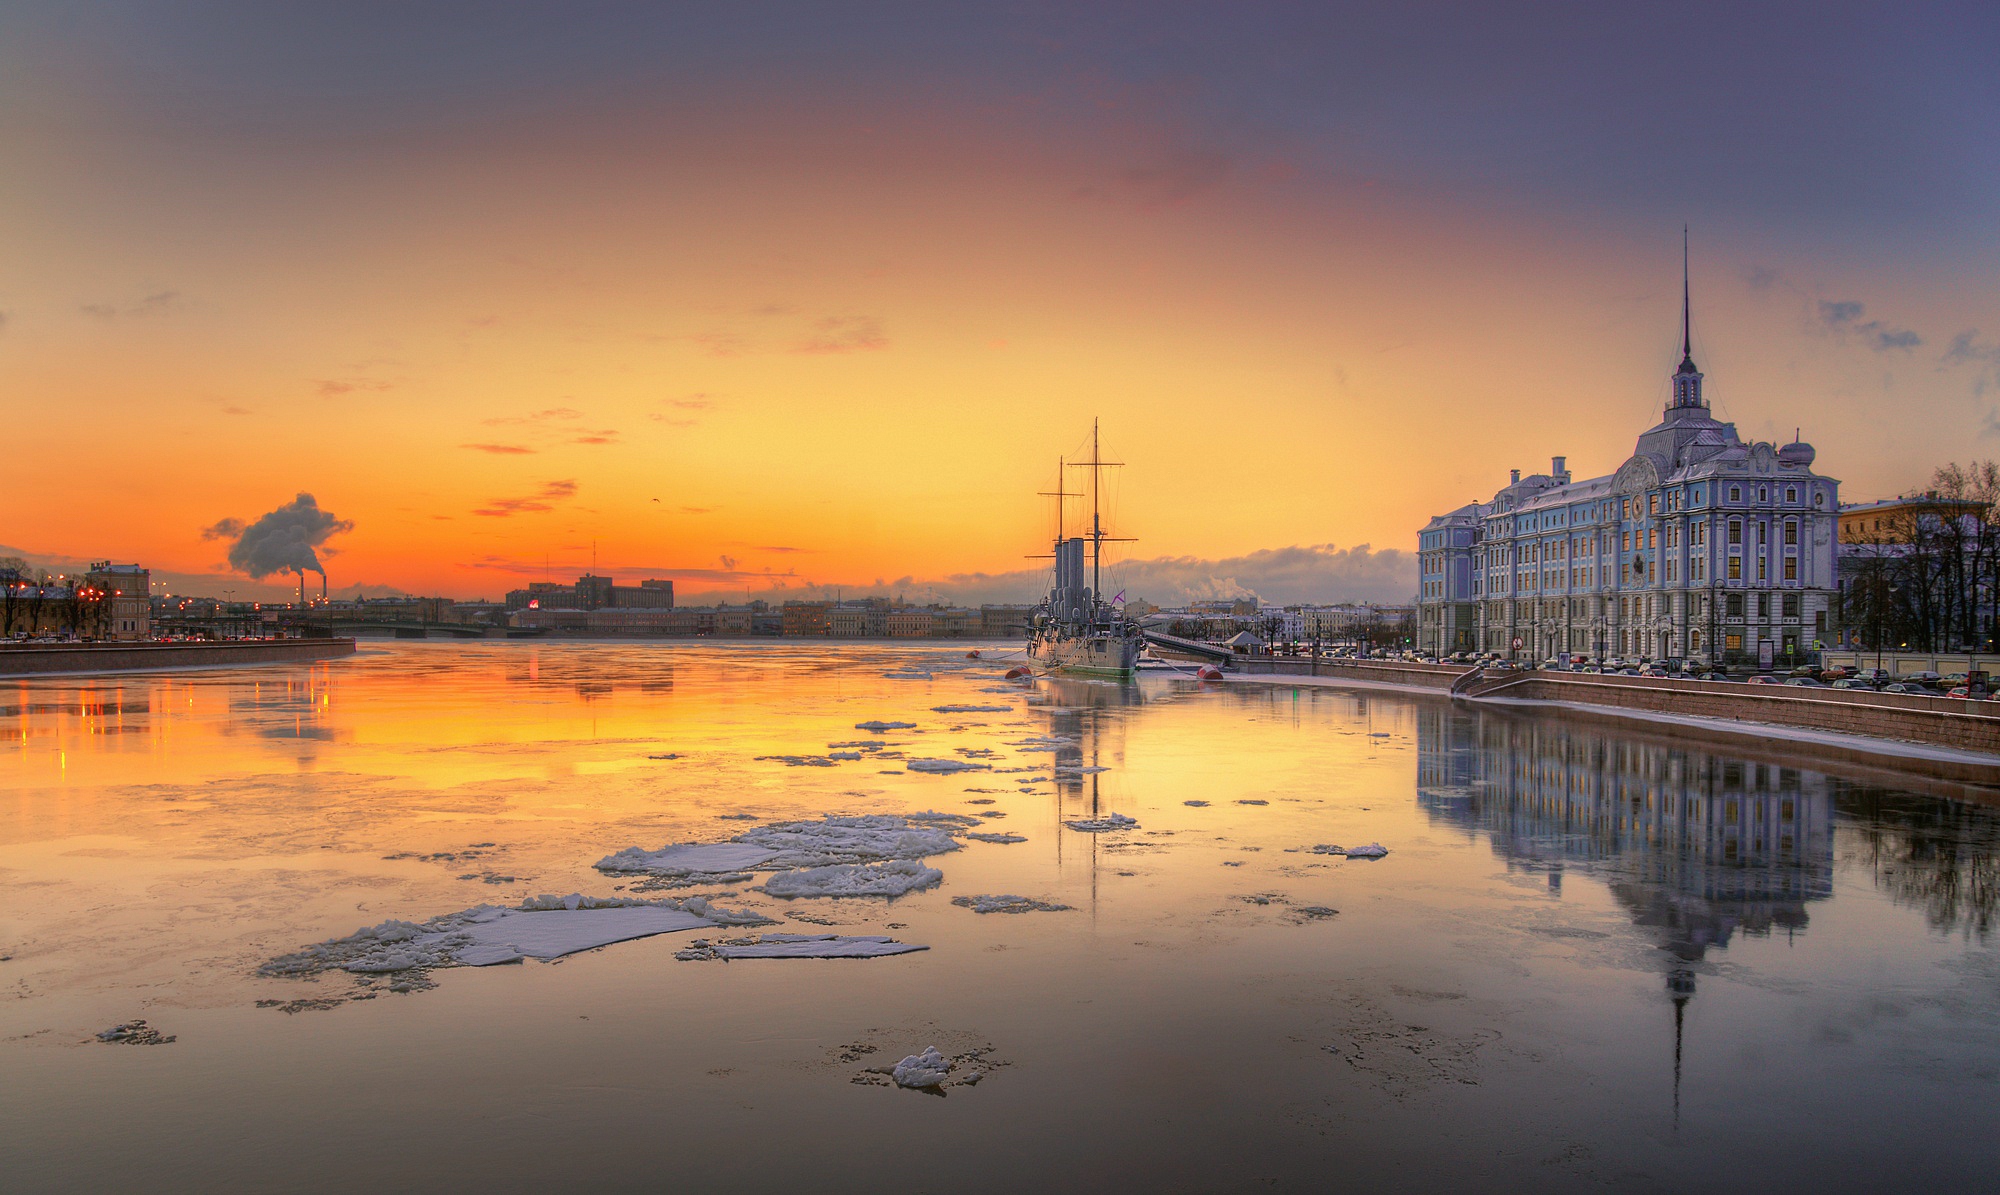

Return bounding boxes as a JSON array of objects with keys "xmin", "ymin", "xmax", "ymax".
[
  {"xmin": 1055, "ymin": 765, "xmax": 1109, "ymax": 775},
  {"xmin": 600, "ymin": 813, "xmax": 979, "ymax": 879},
  {"xmin": 829, "ymin": 751, "xmax": 863, "ymax": 761},
  {"xmin": 1184, "ymin": 800, "xmax": 1210, "ymax": 807},
  {"xmin": 855, "ymin": 721, "xmax": 917, "ymax": 732},
  {"xmin": 755, "ymin": 754, "xmax": 837, "ymax": 768},
  {"xmin": 931, "ymin": 704, "xmax": 1011, "ymax": 714},
  {"xmin": 951, "ymin": 894, "xmax": 1071, "ymax": 914},
  {"xmin": 596, "ymin": 842, "xmax": 782, "ymax": 876},
  {"xmin": 1007, "ymin": 735, "xmax": 1078, "ymax": 752},
  {"xmin": 96, "ymin": 1020, "xmax": 174, "ymax": 1045},
  {"xmin": 259, "ymin": 894, "xmax": 768, "ymax": 977},
  {"xmin": 892, "ymin": 1046, "xmax": 951, "ymax": 1089},
  {"xmin": 905, "ymin": 758, "xmax": 990, "ymax": 774},
  {"xmin": 646, "ymin": 753, "xmax": 682, "ymax": 760},
  {"xmin": 1064, "ymin": 813, "xmax": 1138, "ymax": 832},
  {"xmin": 966, "ymin": 832, "xmax": 1027, "ymax": 844},
  {"xmin": 676, "ymin": 933, "xmax": 928, "ymax": 960},
  {"xmin": 828, "ymin": 740, "xmax": 886, "ymax": 750},
  {"xmin": 1237, "ymin": 799, "xmax": 1269, "ymax": 806},
  {"xmin": 761, "ymin": 859, "xmax": 943, "ymax": 899},
  {"xmin": 882, "ymin": 670, "xmax": 933, "ymax": 680},
  {"xmin": 1345, "ymin": 843, "xmax": 1390, "ymax": 858}
]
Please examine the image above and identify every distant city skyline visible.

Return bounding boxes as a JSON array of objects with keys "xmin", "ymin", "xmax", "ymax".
[{"xmin": 5, "ymin": 6, "xmax": 1996, "ymax": 602}]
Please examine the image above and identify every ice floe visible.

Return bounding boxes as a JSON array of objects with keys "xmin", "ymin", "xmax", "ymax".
[
  {"xmin": 755, "ymin": 754, "xmax": 838, "ymax": 768},
  {"xmin": 828, "ymin": 739, "xmax": 888, "ymax": 750},
  {"xmin": 259, "ymin": 894, "xmax": 770, "ymax": 978},
  {"xmin": 966, "ymin": 832, "xmax": 1027, "ymax": 844},
  {"xmin": 931, "ymin": 704, "xmax": 1011, "ymax": 714},
  {"xmin": 1183, "ymin": 800, "xmax": 1210, "ymax": 807},
  {"xmin": 761, "ymin": 859, "xmax": 943, "ymax": 898},
  {"xmin": 599, "ymin": 813, "xmax": 979, "ymax": 881},
  {"xmin": 675, "ymin": 933, "xmax": 928, "ymax": 961},
  {"xmin": 882, "ymin": 670, "xmax": 933, "ymax": 680},
  {"xmin": 96, "ymin": 1020, "xmax": 174, "ymax": 1045},
  {"xmin": 1064, "ymin": 813, "xmax": 1139, "ymax": 832},
  {"xmin": 828, "ymin": 751, "xmax": 863, "ymax": 761},
  {"xmin": 950, "ymin": 894, "xmax": 1071, "ymax": 914},
  {"xmin": 892, "ymin": 1046, "xmax": 951, "ymax": 1089},
  {"xmin": 646, "ymin": 753, "xmax": 682, "ymax": 760},
  {"xmin": 905, "ymin": 758, "xmax": 990, "ymax": 774},
  {"xmin": 1007, "ymin": 734, "xmax": 1078, "ymax": 752},
  {"xmin": 1055, "ymin": 765, "xmax": 1109, "ymax": 775},
  {"xmin": 1311, "ymin": 843, "xmax": 1389, "ymax": 858},
  {"xmin": 855, "ymin": 720, "xmax": 917, "ymax": 732}
]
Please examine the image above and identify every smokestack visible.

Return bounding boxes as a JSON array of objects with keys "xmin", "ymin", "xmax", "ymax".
[
  {"xmin": 321, "ymin": 572, "xmax": 328, "ymax": 602},
  {"xmin": 1510, "ymin": 469, "xmax": 1521, "ymax": 484},
  {"xmin": 299, "ymin": 570, "xmax": 306, "ymax": 607},
  {"xmin": 1552, "ymin": 456, "xmax": 1568, "ymax": 483}
]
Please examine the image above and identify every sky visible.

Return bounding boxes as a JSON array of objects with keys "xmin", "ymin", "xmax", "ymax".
[{"xmin": 4, "ymin": 2, "xmax": 1999, "ymax": 606}]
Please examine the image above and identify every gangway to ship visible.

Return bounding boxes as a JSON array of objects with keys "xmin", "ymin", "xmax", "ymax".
[{"xmin": 1138, "ymin": 629, "xmax": 1236, "ymax": 665}]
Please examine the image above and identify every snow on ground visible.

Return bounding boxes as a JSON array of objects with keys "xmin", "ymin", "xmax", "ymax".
[
  {"xmin": 761, "ymin": 859, "xmax": 943, "ymax": 898},
  {"xmin": 259, "ymin": 894, "xmax": 770, "ymax": 978},
  {"xmin": 905, "ymin": 758, "xmax": 991, "ymax": 774},
  {"xmin": 855, "ymin": 720, "xmax": 917, "ymax": 731},
  {"xmin": 950, "ymin": 894, "xmax": 1071, "ymax": 914},
  {"xmin": 1064, "ymin": 813, "xmax": 1139, "ymax": 832},
  {"xmin": 675, "ymin": 933, "xmax": 929, "ymax": 960},
  {"xmin": 966, "ymin": 832, "xmax": 1027, "ymax": 844}
]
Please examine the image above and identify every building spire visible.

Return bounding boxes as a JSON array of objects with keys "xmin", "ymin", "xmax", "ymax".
[{"xmin": 1669, "ymin": 226, "xmax": 1705, "ymax": 409}]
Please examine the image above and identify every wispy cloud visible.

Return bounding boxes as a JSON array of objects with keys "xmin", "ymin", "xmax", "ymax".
[
  {"xmin": 483, "ymin": 407, "xmax": 583, "ymax": 427},
  {"xmin": 81, "ymin": 290, "xmax": 180, "ymax": 319},
  {"xmin": 462, "ymin": 443, "xmax": 536, "ymax": 455},
  {"xmin": 1818, "ymin": 299, "xmax": 1922, "ymax": 352},
  {"xmin": 1945, "ymin": 331, "xmax": 2000, "ymax": 397},
  {"xmin": 473, "ymin": 479, "xmax": 579, "ymax": 518},
  {"xmin": 681, "ymin": 506, "xmax": 715, "ymax": 515},
  {"xmin": 793, "ymin": 315, "xmax": 887, "ymax": 355},
  {"xmin": 316, "ymin": 378, "xmax": 394, "ymax": 397}
]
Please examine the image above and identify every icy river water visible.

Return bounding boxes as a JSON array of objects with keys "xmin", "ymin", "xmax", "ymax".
[{"xmin": 4, "ymin": 640, "xmax": 2000, "ymax": 1191}]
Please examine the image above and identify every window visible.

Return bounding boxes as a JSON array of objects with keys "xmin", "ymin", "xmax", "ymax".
[
  {"xmin": 1728, "ymin": 557, "xmax": 1742, "ymax": 580},
  {"xmin": 1784, "ymin": 521, "xmax": 1798, "ymax": 546},
  {"xmin": 1784, "ymin": 558, "xmax": 1798, "ymax": 581},
  {"xmin": 1758, "ymin": 557, "xmax": 1768, "ymax": 581},
  {"xmin": 1759, "ymin": 487, "xmax": 1768, "ymax": 502},
  {"xmin": 1757, "ymin": 523, "xmax": 1767, "ymax": 546},
  {"xmin": 1786, "ymin": 487, "xmax": 1797, "ymax": 503},
  {"xmin": 1727, "ymin": 594, "xmax": 1745, "ymax": 617},
  {"xmin": 1726, "ymin": 633, "xmax": 1743, "ymax": 651},
  {"xmin": 1728, "ymin": 520, "xmax": 1742, "ymax": 545},
  {"xmin": 1783, "ymin": 594, "xmax": 1800, "ymax": 618},
  {"xmin": 1730, "ymin": 486, "xmax": 1741, "ymax": 503},
  {"xmin": 1757, "ymin": 594, "xmax": 1770, "ymax": 618},
  {"xmin": 1650, "ymin": 494, "xmax": 1661, "ymax": 515}
]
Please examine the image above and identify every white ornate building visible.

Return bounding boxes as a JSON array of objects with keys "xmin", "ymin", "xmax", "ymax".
[{"xmin": 1417, "ymin": 270, "xmax": 1840, "ymax": 666}]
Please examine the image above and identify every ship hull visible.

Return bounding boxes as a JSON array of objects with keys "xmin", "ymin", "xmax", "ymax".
[{"xmin": 1027, "ymin": 631, "xmax": 1140, "ymax": 678}]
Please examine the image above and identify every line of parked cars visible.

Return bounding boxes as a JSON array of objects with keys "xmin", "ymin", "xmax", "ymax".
[{"xmin": 1400, "ymin": 651, "xmax": 1993, "ymax": 698}]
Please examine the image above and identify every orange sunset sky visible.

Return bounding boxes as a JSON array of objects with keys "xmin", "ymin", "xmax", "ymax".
[{"xmin": 5, "ymin": 6, "xmax": 1998, "ymax": 604}]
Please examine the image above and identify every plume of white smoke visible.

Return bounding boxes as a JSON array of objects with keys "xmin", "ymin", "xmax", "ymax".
[{"xmin": 212, "ymin": 494, "xmax": 353, "ymax": 581}]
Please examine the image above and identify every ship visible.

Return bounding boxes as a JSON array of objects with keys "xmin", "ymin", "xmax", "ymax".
[{"xmin": 1025, "ymin": 421, "xmax": 1144, "ymax": 679}]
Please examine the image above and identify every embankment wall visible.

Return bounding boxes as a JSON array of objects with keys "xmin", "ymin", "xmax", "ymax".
[{"xmin": 0, "ymin": 639, "xmax": 357, "ymax": 677}]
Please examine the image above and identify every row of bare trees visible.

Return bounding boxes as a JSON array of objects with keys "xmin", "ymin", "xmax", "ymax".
[
  {"xmin": 0, "ymin": 557, "xmax": 115, "ymax": 640},
  {"xmin": 1838, "ymin": 461, "xmax": 2000, "ymax": 653}
]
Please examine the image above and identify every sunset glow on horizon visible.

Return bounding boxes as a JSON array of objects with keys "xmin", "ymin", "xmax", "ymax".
[{"xmin": 6, "ymin": 5, "xmax": 1998, "ymax": 604}]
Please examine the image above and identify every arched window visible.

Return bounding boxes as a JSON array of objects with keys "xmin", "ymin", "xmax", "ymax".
[{"xmin": 1729, "ymin": 485, "xmax": 1742, "ymax": 503}]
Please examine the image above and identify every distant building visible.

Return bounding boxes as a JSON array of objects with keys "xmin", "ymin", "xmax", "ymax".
[
  {"xmin": 886, "ymin": 607, "xmax": 935, "ymax": 637},
  {"xmin": 85, "ymin": 562, "xmax": 151, "ymax": 640},
  {"xmin": 980, "ymin": 604, "xmax": 1033, "ymax": 638},
  {"xmin": 782, "ymin": 601, "xmax": 832, "ymax": 636},
  {"xmin": 506, "ymin": 575, "xmax": 674, "ymax": 612}
]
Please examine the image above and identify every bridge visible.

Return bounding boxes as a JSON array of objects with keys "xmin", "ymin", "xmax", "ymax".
[
  {"xmin": 1139, "ymin": 629, "xmax": 1236, "ymax": 664},
  {"xmin": 275, "ymin": 618, "xmax": 530, "ymax": 640}
]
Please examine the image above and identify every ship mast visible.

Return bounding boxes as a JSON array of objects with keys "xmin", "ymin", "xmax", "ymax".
[{"xmin": 1067, "ymin": 418, "xmax": 1128, "ymax": 625}]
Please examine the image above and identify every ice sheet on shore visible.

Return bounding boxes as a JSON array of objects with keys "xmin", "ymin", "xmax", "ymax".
[
  {"xmin": 951, "ymin": 894, "xmax": 1071, "ymax": 914},
  {"xmin": 259, "ymin": 894, "xmax": 770, "ymax": 977},
  {"xmin": 1064, "ymin": 813, "xmax": 1139, "ymax": 832},
  {"xmin": 761, "ymin": 859, "xmax": 943, "ymax": 898},
  {"xmin": 676, "ymin": 932, "xmax": 928, "ymax": 960}
]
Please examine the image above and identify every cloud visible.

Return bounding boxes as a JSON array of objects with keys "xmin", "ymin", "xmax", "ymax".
[
  {"xmin": 793, "ymin": 316, "xmax": 887, "ymax": 355},
  {"xmin": 221, "ymin": 405, "xmax": 252, "ymax": 416},
  {"xmin": 462, "ymin": 442, "xmax": 537, "ymax": 455},
  {"xmin": 1944, "ymin": 331, "xmax": 2000, "ymax": 397},
  {"xmin": 209, "ymin": 494, "xmax": 354, "ymax": 579},
  {"xmin": 1817, "ymin": 299, "xmax": 1922, "ymax": 352},
  {"xmin": 1743, "ymin": 265, "xmax": 1779, "ymax": 291},
  {"xmin": 570, "ymin": 430, "xmax": 619, "ymax": 445},
  {"xmin": 719, "ymin": 554, "xmax": 738, "ymax": 570},
  {"xmin": 473, "ymin": 479, "xmax": 579, "ymax": 518},
  {"xmin": 81, "ymin": 290, "xmax": 180, "ymax": 319},
  {"xmin": 483, "ymin": 407, "xmax": 583, "ymax": 427},
  {"xmin": 681, "ymin": 506, "xmax": 715, "ymax": 515},
  {"xmin": 756, "ymin": 545, "xmax": 810, "ymax": 554},
  {"xmin": 316, "ymin": 379, "xmax": 393, "ymax": 396},
  {"xmin": 896, "ymin": 544, "xmax": 1414, "ymax": 608}
]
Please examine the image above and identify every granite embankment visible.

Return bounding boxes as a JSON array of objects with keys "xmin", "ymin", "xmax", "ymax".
[
  {"xmin": 0, "ymin": 639, "xmax": 357, "ymax": 677},
  {"xmin": 1229, "ymin": 656, "xmax": 2000, "ymax": 783}
]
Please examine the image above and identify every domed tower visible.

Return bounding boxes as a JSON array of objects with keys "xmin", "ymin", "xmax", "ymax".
[{"xmin": 1670, "ymin": 228, "xmax": 1704, "ymax": 411}]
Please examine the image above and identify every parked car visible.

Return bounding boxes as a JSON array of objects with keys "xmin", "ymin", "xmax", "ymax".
[
  {"xmin": 1783, "ymin": 677, "xmax": 1825, "ymax": 687},
  {"xmin": 1881, "ymin": 682, "xmax": 1928, "ymax": 695},
  {"xmin": 1947, "ymin": 686, "xmax": 1982, "ymax": 699},
  {"xmin": 1854, "ymin": 668, "xmax": 1892, "ymax": 683},
  {"xmin": 1830, "ymin": 679, "xmax": 1876, "ymax": 690},
  {"xmin": 1746, "ymin": 675, "xmax": 1782, "ymax": 685}
]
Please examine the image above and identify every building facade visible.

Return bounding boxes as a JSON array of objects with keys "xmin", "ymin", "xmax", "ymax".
[{"xmin": 1417, "ymin": 290, "xmax": 1839, "ymax": 666}]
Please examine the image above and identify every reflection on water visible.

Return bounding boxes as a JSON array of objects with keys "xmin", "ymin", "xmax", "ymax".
[{"xmin": 6, "ymin": 643, "xmax": 2000, "ymax": 1191}]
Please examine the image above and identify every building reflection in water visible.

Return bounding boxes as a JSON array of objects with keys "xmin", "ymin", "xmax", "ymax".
[{"xmin": 1416, "ymin": 704, "xmax": 1837, "ymax": 1118}]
